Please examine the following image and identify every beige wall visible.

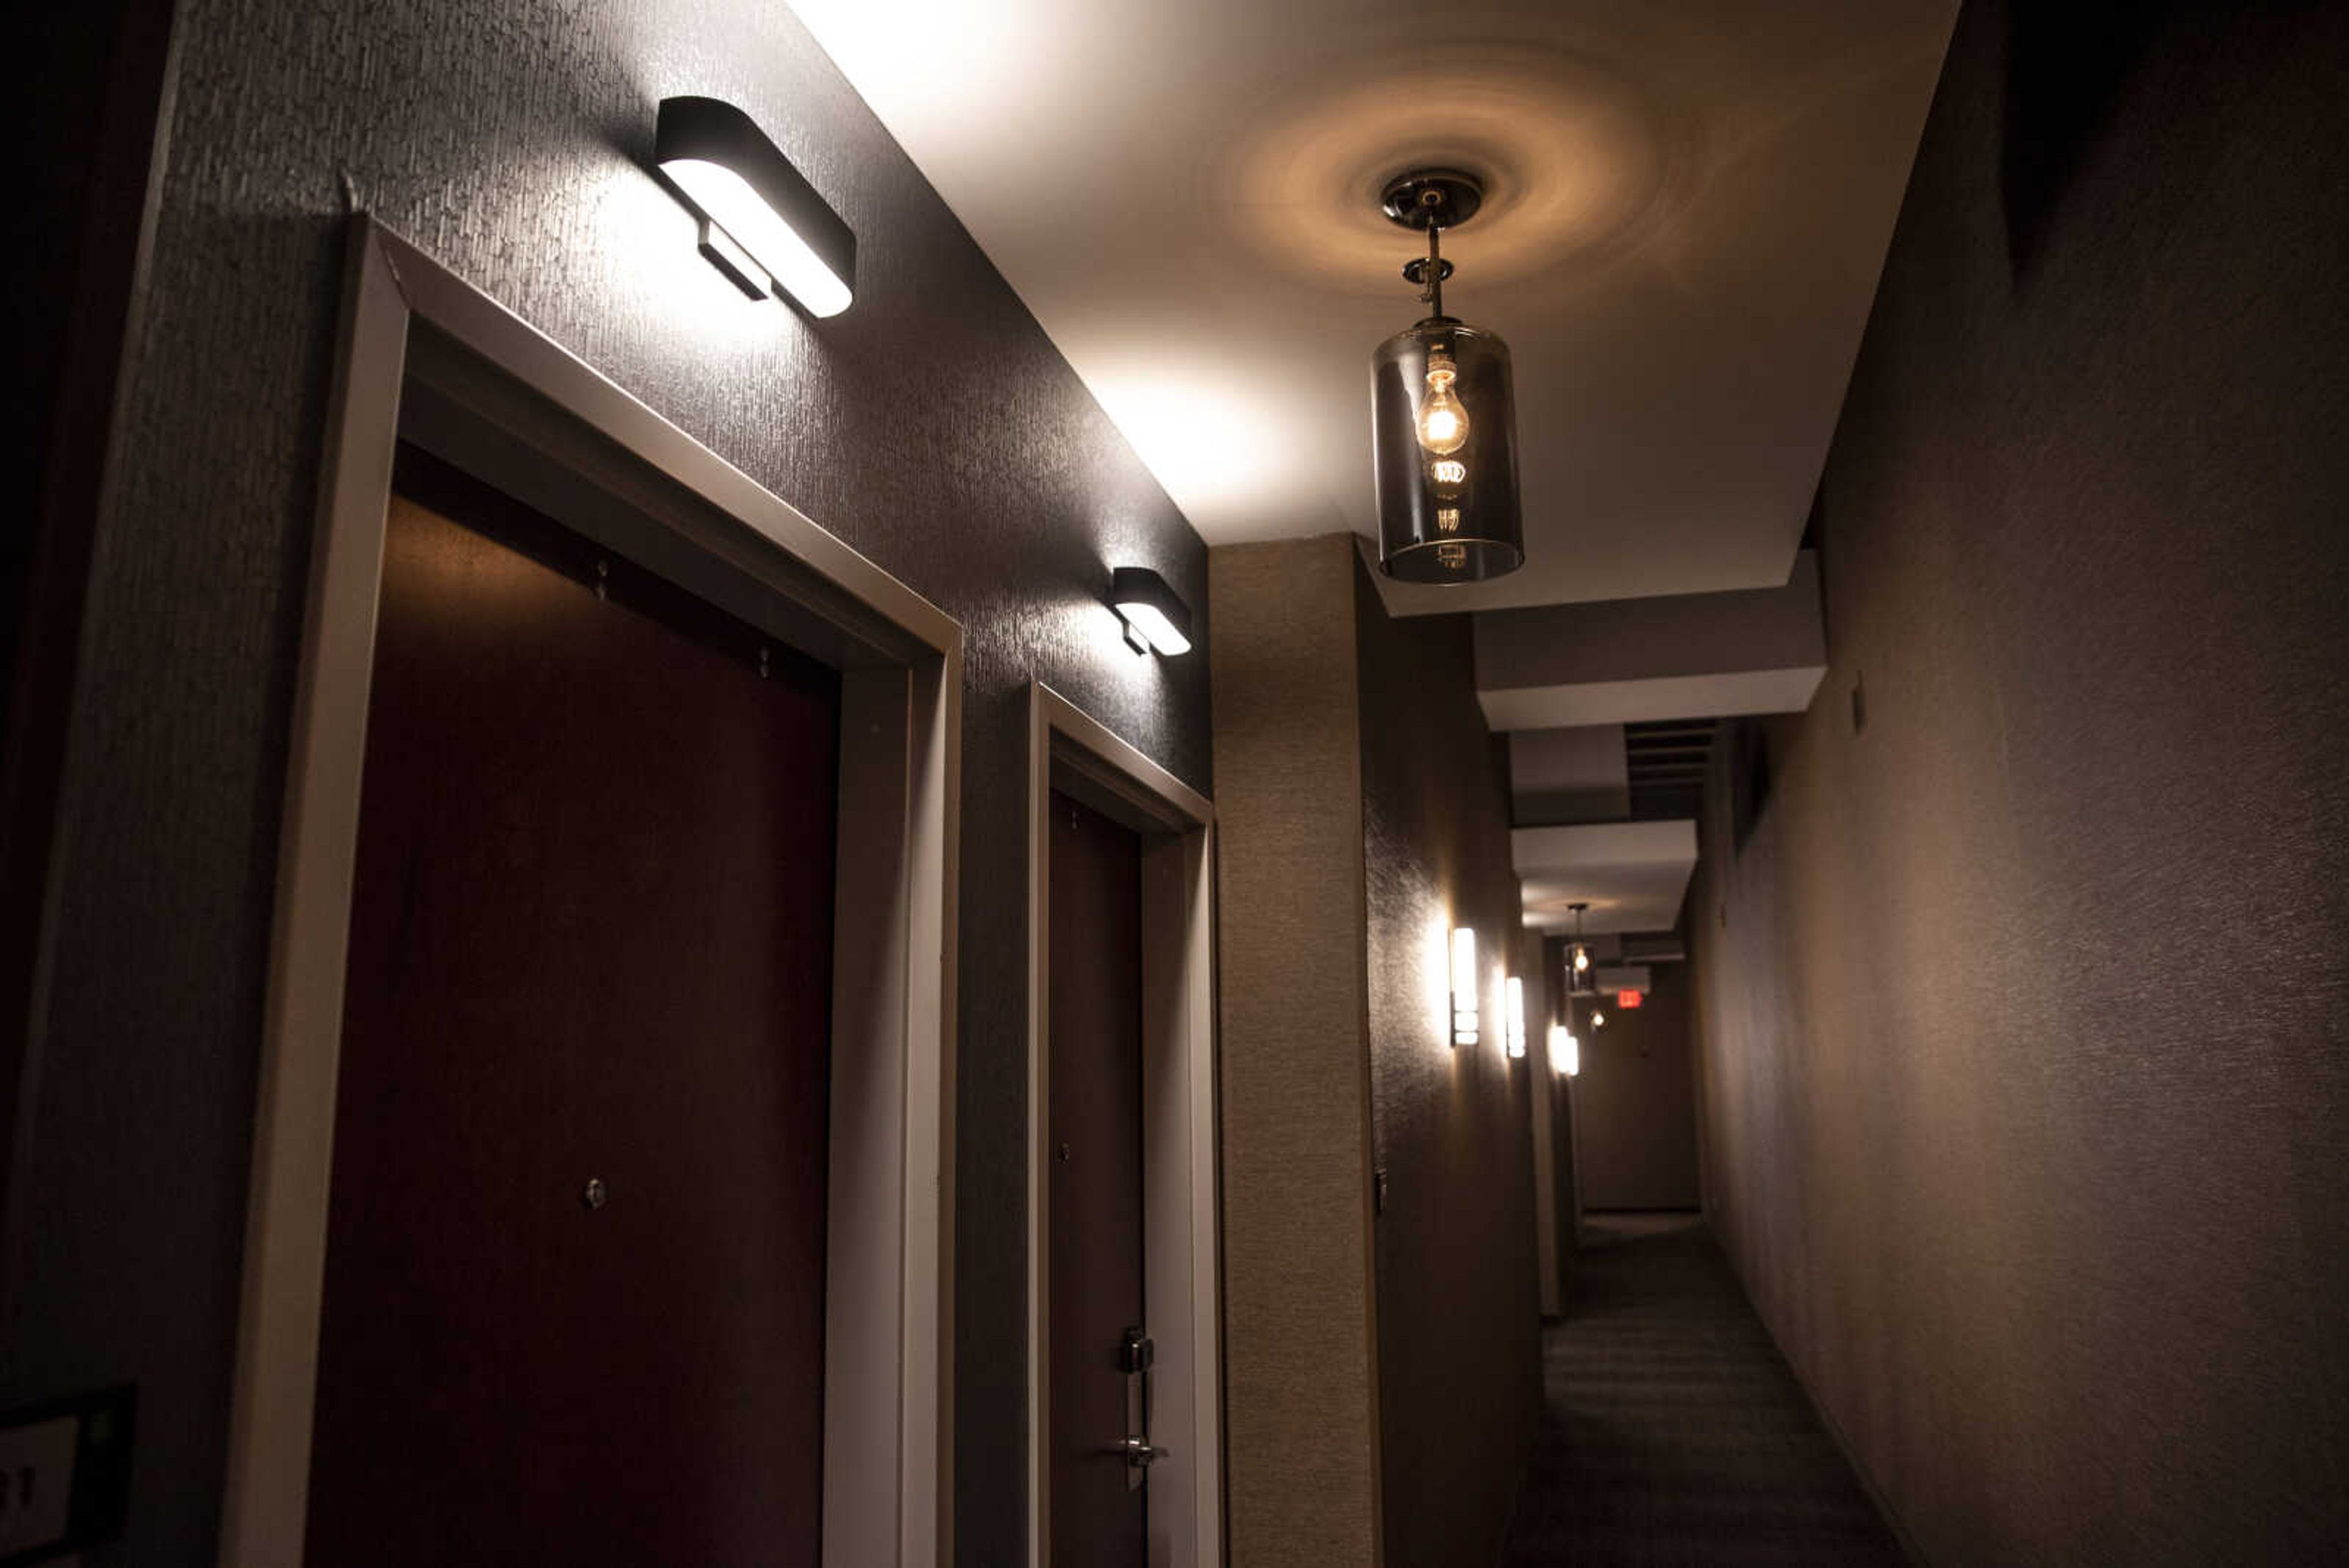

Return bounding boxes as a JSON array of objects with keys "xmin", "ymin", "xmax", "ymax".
[
  {"xmin": 1570, "ymin": 963, "xmax": 1699, "ymax": 1211},
  {"xmin": 1209, "ymin": 537, "xmax": 1381, "ymax": 1566},
  {"xmin": 1688, "ymin": 1, "xmax": 2349, "ymax": 1561},
  {"xmin": 1211, "ymin": 538, "xmax": 1543, "ymax": 1567}
]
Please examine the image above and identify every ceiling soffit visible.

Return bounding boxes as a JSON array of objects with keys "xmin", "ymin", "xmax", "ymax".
[{"xmin": 789, "ymin": 0, "xmax": 1958, "ymax": 612}]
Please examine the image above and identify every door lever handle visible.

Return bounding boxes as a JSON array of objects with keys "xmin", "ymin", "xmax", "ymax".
[{"xmin": 1107, "ymin": 1436, "xmax": 1169, "ymax": 1464}]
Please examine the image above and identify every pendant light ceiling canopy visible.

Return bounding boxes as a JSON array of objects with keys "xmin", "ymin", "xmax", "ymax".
[{"xmin": 1370, "ymin": 169, "xmax": 1524, "ymax": 584}]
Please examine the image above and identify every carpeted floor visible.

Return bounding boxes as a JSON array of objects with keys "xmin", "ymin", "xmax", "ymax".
[{"xmin": 1502, "ymin": 1213, "xmax": 1907, "ymax": 1566}]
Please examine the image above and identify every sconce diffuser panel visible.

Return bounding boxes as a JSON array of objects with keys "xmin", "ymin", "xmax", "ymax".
[{"xmin": 1450, "ymin": 927, "xmax": 1479, "ymax": 1047}]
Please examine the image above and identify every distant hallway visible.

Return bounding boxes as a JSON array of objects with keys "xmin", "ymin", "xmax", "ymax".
[{"xmin": 1505, "ymin": 1215, "xmax": 1904, "ymax": 1566}]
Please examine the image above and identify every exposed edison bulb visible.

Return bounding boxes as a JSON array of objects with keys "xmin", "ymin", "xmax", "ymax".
[
  {"xmin": 1590, "ymin": 1009, "xmax": 1608, "ymax": 1030},
  {"xmin": 1572, "ymin": 945, "xmax": 1590, "ymax": 973},
  {"xmin": 1416, "ymin": 352, "xmax": 1469, "ymax": 456}
]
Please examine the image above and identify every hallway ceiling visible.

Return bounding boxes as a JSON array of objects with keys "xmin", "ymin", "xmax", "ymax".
[
  {"xmin": 789, "ymin": 0, "xmax": 1956, "ymax": 614},
  {"xmin": 1514, "ymin": 819, "xmax": 1698, "ymax": 935}
]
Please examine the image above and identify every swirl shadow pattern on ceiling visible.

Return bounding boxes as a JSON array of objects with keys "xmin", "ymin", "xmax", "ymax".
[{"xmin": 1206, "ymin": 38, "xmax": 1696, "ymax": 299}]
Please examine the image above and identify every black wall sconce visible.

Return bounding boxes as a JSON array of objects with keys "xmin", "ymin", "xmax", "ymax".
[
  {"xmin": 655, "ymin": 95, "xmax": 855, "ymax": 317},
  {"xmin": 1110, "ymin": 567, "xmax": 1193, "ymax": 656}
]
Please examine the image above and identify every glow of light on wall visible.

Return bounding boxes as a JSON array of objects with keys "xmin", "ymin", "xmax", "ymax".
[
  {"xmin": 1450, "ymin": 927, "xmax": 1479, "ymax": 1048},
  {"xmin": 1088, "ymin": 374, "xmax": 1305, "ymax": 512},
  {"xmin": 1504, "ymin": 976, "xmax": 1527, "ymax": 1059},
  {"xmin": 1548, "ymin": 1025, "xmax": 1579, "ymax": 1078}
]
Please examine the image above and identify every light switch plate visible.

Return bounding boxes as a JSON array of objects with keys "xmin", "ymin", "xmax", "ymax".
[
  {"xmin": 0, "ymin": 1418, "xmax": 76, "ymax": 1557},
  {"xmin": 0, "ymin": 1388, "xmax": 133, "ymax": 1567}
]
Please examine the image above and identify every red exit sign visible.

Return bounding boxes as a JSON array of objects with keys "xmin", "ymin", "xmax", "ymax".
[{"xmin": 1617, "ymin": 989, "xmax": 1644, "ymax": 1008}]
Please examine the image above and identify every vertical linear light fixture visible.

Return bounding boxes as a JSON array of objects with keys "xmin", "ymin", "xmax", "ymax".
[
  {"xmin": 655, "ymin": 95, "xmax": 855, "ymax": 317},
  {"xmin": 1371, "ymin": 170, "xmax": 1523, "ymax": 582},
  {"xmin": 1450, "ymin": 927, "xmax": 1479, "ymax": 1048},
  {"xmin": 1505, "ymin": 976, "xmax": 1527, "ymax": 1060},
  {"xmin": 1110, "ymin": 567, "xmax": 1193, "ymax": 656},
  {"xmin": 1548, "ymin": 1023, "xmax": 1579, "ymax": 1078}
]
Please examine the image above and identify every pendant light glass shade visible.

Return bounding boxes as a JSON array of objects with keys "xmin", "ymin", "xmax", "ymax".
[
  {"xmin": 1372, "ymin": 318, "xmax": 1523, "ymax": 582},
  {"xmin": 1566, "ymin": 902, "xmax": 1597, "ymax": 995}
]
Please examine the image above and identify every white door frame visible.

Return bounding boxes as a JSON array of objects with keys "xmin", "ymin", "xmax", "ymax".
[
  {"xmin": 221, "ymin": 217, "xmax": 961, "ymax": 1568},
  {"xmin": 1025, "ymin": 682, "xmax": 1222, "ymax": 1568}
]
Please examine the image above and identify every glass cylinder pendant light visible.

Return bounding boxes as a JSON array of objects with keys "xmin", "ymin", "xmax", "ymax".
[
  {"xmin": 1371, "ymin": 171, "xmax": 1524, "ymax": 582},
  {"xmin": 1566, "ymin": 901, "xmax": 1597, "ymax": 996}
]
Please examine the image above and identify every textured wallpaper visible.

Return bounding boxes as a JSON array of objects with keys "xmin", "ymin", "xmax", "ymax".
[
  {"xmin": 1688, "ymin": 1, "xmax": 2349, "ymax": 1561},
  {"xmin": 1353, "ymin": 555, "xmax": 1541, "ymax": 1568},
  {"xmin": 1208, "ymin": 537, "xmax": 1382, "ymax": 1566},
  {"xmin": 1571, "ymin": 962, "xmax": 1699, "ymax": 1211},
  {"xmin": 6, "ymin": 3, "xmax": 1209, "ymax": 1561}
]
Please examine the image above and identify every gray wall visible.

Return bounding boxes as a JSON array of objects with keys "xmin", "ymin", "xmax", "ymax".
[
  {"xmin": 0, "ymin": 0, "xmax": 177, "ymax": 1250},
  {"xmin": 1537, "ymin": 936, "xmax": 1584, "ymax": 1301},
  {"xmin": 1570, "ymin": 963, "xmax": 1698, "ymax": 1213},
  {"xmin": 1688, "ymin": 1, "xmax": 2349, "ymax": 1562},
  {"xmin": 0, "ymin": 3, "xmax": 1210, "ymax": 1562},
  {"xmin": 1354, "ymin": 555, "xmax": 1541, "ymax": 1568},
  {"xmin": 1208, "ymin": 537, "xmax": 1381, "ymax": 1566}
]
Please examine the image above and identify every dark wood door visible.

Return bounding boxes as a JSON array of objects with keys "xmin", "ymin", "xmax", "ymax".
[
  {"xmin": 305, "ymin": 449, "xmax": 840, "ymax": 1567},
  {"xmin": 1047, "ymin": 789, "xmax": 1148, "ymax": 1566}
]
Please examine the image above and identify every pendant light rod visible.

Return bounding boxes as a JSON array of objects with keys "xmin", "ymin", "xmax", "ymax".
[
  {"xmin": 1387, "ymin": 168, "xmax": 1473, "ymax": 316},
  {"xmin": 1422, "ymin": 212, "xmax": 1445, "ymax": 317}
]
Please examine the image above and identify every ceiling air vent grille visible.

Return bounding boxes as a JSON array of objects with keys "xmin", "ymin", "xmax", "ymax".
[{"xmin": 1624, "ymin": 718, "xmax": 1717, "ymax": 820}]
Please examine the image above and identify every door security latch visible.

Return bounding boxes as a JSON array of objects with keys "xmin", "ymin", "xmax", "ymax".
[{"xmin": 1108, "ymin": 1326, "xmax": 1168, "ymax": 1489}]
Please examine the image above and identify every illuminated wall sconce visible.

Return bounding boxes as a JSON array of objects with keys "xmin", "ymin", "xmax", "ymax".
[
  {"xmin": 655, "ymin": 95, "xmax": 855, "ymax": 317},
  {"xmin": 1450, "ymin": 927, "xmax": 1479, "ymax": 1047},
  {"xmin": 1504, "ymin": 976, "xmax": 1527, "ymax": 1059},
  {"xmin": 1548, "ymin": 1024, "xmax": 1579, "ymax": 1078},
  {"xmin": 1110, "ymin": 567, "xmax": 1193, "ymax": 656}
]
